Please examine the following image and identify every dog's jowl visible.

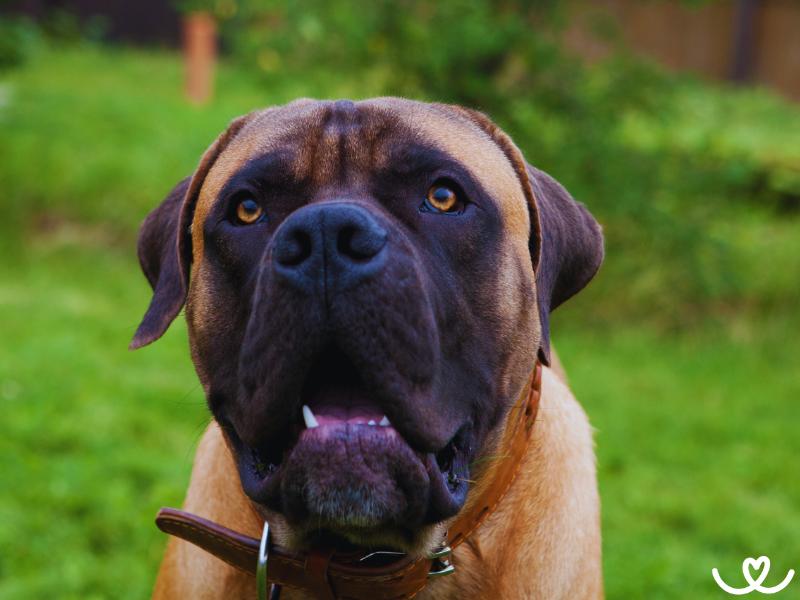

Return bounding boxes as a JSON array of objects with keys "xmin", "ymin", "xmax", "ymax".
[{"xmin": 133, "ymin": 98, "xmax": 605, "ymax": 599}]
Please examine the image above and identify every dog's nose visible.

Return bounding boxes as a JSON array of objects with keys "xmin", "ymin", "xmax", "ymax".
[{"xmin": 272, "ymin": 202, "xmax": 387, "ymax": 292}]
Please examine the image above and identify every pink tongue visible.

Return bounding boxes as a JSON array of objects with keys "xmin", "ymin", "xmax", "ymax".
[{"xmin": 308, "ymin": 383, "xmax": 384, "ymax": 425}]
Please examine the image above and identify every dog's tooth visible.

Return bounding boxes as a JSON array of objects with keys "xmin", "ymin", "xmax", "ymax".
[
  {"xmin": 379, "ymin": 415, "xmax": 390, "ymax": 427},
  {"xmin": 367, "ymin": 420, "xmax": 377, "ymax": 426},
  {"xmin": 302, "ymin": 405, "xmax": 319, "ymax": 429}
]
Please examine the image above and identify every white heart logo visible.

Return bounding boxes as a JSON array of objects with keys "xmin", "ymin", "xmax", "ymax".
[
  {"xmin": 712, "ymin": 555, "xmax": 795, "ymax": 595},
  {"xmin": 744, "ymin": 557, "xmax": 771, "ymax": 587}
]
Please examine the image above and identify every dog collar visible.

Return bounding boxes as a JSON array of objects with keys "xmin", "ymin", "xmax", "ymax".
[{"xmin": 155, "ymin": 361, "xmax": 542, "ymax": 599}]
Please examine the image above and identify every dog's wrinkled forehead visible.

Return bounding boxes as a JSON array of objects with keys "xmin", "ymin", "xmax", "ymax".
[{"xmin": 191, "ymin": 98, "xmax": 529, "ymax": 257}]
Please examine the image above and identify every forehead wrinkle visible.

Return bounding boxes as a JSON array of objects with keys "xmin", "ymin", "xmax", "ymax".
[{"xmin": 312, "ymin": 101, "xmax": 396, "ymax": 188}]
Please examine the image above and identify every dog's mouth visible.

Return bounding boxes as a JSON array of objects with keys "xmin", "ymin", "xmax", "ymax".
[{"xmin": 221, "ymin": 345, "xmax": 471, "ymax": 547}]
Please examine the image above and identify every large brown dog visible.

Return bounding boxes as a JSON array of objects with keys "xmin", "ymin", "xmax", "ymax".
[{"xmin": 132, "ymin": 98, "xmax": 604, "ymax": 599}]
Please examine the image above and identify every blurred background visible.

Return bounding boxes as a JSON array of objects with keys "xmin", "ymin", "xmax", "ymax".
[{"xmin": 1, "ymin": 1, "xmax": 798, "ymax": 598}]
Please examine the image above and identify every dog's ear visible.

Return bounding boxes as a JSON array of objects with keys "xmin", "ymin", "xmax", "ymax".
[
  {"xmin": 130, "ymin": 113, "xmax": 255, "ymax": 349},
  {"xmin": 448, "ymin": 106, "xmax": 604, "ymax": 365},
  {"xmin": 525, "ymin": 165, "xmax": 604, "ymax": 365}
]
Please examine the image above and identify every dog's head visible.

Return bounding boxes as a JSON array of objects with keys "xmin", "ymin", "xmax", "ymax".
[{"xmin": 132, "ymin": 99, "xmax": 602, "ymax": 553}]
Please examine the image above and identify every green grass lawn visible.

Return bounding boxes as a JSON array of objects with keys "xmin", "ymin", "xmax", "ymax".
[
  {"xmin": 1, "ymin": 45, "xmax": 799, "ymax": 599},
  {"xmin": 0, "ymin": 239, "xmax": 206, "ymax": 599},
  {"xmin": 557, "ymin": 315, "xmax": 800, "ymax": 598}
]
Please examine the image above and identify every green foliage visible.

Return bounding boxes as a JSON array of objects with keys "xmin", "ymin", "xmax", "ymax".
[
  {"xmin": 0, "ymin": 10, "xmax": 107, "ymax": 70},
  {"xmin": 221, "ymin": 1, "xmax": 565, "ymax": 103},
  {"xmin": 620, "ymin": 79, "xmax": 800, "ymax": 205},
  {"xmin": 0, "ymin": 16, "xmax": 43, "ymax": 69}
]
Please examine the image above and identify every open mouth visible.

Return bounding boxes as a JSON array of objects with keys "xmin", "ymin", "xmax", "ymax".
[{"xmin": 221, "ymin": 344, "xmax": 471, "ymax": 537}]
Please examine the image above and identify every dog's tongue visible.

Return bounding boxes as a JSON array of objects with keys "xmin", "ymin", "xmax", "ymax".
[{"xmin": 306, "ymin": 382, "xmax": 385, "ymax": 426}]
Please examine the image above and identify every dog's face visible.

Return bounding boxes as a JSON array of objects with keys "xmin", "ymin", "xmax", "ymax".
[{"xmin": 132, "ymin": 98, "xmax": 602, "ymax": 552}]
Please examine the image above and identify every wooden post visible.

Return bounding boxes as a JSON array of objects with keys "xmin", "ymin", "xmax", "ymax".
[{"xmin": 183, "ymin": 11, "xmax": 217, "ymax": 104}]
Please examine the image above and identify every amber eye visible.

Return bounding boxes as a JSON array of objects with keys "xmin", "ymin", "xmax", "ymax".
[
  {"xmin": 422, "ymin": 185, "xmax": 462, "ymax": 214},
  {"xmin": 235, "ymin": 198, "xmax": 264, "ymax": 225}
]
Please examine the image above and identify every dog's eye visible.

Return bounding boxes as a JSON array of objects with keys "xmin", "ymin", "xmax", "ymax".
[
  {"xmin": 421, "ymin": 184, "xmax": 463, "ymax": 215},
  {"xmin": 235, "ymin": 198, "xmax": 265, "ymax": 225}
]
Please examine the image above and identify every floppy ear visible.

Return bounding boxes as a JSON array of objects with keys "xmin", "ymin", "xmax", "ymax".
[
  {"xmin": 448, "ymin": 106, "xmax": 604, "ymax": 365},
  {"xmin": 526, "ymin": 165, "xmax": 604, "ymax": 365},
  {"xmin": 129, "ymin": 113, "xmax": 255, "ymax": 349}
]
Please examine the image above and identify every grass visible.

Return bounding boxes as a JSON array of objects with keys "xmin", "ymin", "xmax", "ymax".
[
  {"xmin": 556, "ymin": 313, "xmax": 800, "ymax": 598},
  {"xmin": 0, "ymin": 239, "xmax": 205, "ymax": 599},
  {"xmin": 1, "ymin": 44, "xmax": 799, "ymax": 599}
]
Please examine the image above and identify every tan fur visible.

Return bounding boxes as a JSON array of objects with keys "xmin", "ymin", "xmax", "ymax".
[
  {"xmin": 549, "ymin": 348, "xmax": 569, "ymax": 384},
  {"xmin": 153, "ymin": 367, "xmax": 602, "ymax": 599}
]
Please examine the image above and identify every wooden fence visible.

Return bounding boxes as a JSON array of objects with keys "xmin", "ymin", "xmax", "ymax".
[{"xmin": 566, "ymin": 0, "xmax": 800, "ymax": 101}]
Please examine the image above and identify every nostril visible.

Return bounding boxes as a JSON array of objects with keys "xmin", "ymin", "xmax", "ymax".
[
  {"xmin": 337, "ymin": 224, "xmax": 387, "ymax": 261},
  {"xmin": 336, "ymin": 226, "xmax": 358, "ymax": 259},
  {"xmin": 276, "ymin": 229, "xmax": 313, "ymax": 267}
]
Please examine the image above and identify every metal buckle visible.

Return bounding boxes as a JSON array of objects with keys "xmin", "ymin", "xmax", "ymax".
[
  {"xmin": 427, "ymin": 544, "xmax": 455, "ymax": 577},
  {"xmin": 428, "ymin": 557, "xmax": 456, "ymax": 578},
  {"xmin": 427, "ymin": 545, "xmax": 452, "ymax": 559},
  {"xmin": 257, "ymin": 521, "xmax": 271, "ymax": 600}
]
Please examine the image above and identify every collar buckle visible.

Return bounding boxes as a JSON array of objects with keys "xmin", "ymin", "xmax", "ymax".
[
  {"xmin": 428, "ymin": 557, "xmax": 456, "ymax": 578},
  {"xmin": 428, "ymin": 544, "xmax": 452, "ymax": 559},
  {"xmin": 257, "ymin": 521, "xmax": 281, "ymax": 600},
  {"xmin": 427, "ymin": 544, "xmax": 455, "ymax": 578}
]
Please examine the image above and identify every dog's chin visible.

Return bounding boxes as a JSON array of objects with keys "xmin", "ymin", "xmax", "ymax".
[
  {"xmin": 222, "ymin": 393, "xmax": 471, "ymax": 553},
  {"xmin": 225, "ymin": 419, "xmax": 470, "ymax": 552}
]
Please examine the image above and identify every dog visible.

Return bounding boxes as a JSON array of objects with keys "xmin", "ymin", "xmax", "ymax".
[{"xmin": 131, "ymin": 98, "xmax": 604, "ymax": 599}]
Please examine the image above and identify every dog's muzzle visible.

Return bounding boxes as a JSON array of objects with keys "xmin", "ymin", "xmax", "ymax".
[{"xmin": 225, "ymin": 200, "xmax": 475, "ymax": 538}]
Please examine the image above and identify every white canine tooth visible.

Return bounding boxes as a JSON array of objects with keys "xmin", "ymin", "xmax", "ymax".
[
  {"xmin": 379, "ymin": 415, "xmax": 390, "ymax": 427},
  {"xmin": 367, "ymin": 420, "xmax": 377, "ymax": 426},
  {"xmin": 302, "ymin": 405, "xmax": 319, "ymax": 429}
]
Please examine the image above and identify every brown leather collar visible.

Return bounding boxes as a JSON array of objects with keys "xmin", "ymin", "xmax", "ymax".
[{"xmin": 156, "ymin": 361, "xmax": 542, "ymax": 599}]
